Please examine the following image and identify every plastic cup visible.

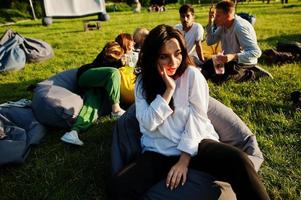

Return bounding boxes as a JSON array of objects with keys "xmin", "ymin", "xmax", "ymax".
[{"xmin": 212, "ymin": 55, "xmax": 225, "ymax": 74}]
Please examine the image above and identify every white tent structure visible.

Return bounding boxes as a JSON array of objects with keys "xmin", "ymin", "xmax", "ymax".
[
  {"xmin": 43, "ymin": 0, "xmax": 106, "ymax": 17},
  {"xmin": 41, "ymin": 0, "xmax": 109, "ymax": 25}
]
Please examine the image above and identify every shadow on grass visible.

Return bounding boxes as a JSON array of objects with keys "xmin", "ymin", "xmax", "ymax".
[
  {"xmin": 0, "ymin": 116, "xmax": 115, "ymax": 200},
  {"xmin": 282, "ymin": 4, "xmax": 301, "ymax": 8},
  {"xmin": 13, "ymin": 21, "xmax": 43, "ymax": 27},
  {"xmin": 63, "ymin": 30, "xmax": 86, "ymax": 34},
  {"xmin": 0, "ymin": 78, "xmax": 43, "ymax": 103},
  {"xmin": 231, "ymin": 98, "xmax": 291, "ymax": 113},
  {"xmin": 16, "ymin": 28, "xmax": 84, "ymax": 36},
  {"xmin": 259, "ymin": 34, "xmax": 301, "ymax": 46}
]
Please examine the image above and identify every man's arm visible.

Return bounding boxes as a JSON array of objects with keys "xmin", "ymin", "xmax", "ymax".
[
  {"xmin": 195, "ymin": 40, "xmax": 205, "ymax": 62},
  {"xmin": 206, "ymin": 8, "xmax": 222, "ymax": 46},
  {"xmin": 235, "ymin": 23, "xmax": 261, "ymax": 64}
]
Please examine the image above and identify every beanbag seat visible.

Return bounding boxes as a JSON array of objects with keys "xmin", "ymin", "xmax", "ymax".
[
  {"xmin": 32, "ymin": 69, "xmax": 83, "ymax": 129},
  {"xmin": 207, "ymin": 97, "xmax": 264, "ymax": 171},
  {"xmin": 0, "ymin": 106, "xmax": 47, "ymax": 166},
  {"xmin": 111, "ymin": 96, "xmax": 264, "ymax": 199},
  {"xmin": 31, "ymin": 69, "xmax": 112, "ymax": 129},
  {"xmin": 0, "ymin": 29, "xmax": 54, "ymax": 66}
]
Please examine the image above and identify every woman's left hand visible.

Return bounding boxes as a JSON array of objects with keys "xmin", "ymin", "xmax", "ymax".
[{"xmin": 166, "ymin": 152, "xmax": 191, "ymax": 190}]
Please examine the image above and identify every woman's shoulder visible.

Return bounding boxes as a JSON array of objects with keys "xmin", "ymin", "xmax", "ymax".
[
  {"xmin": 185, "ymin": 65, "xmax": 202, "ymax": 75},
  {"xmin": 234, "ymin": 15, "xmax": 253, "ymax": 32},
  {"xmin": 184, "ymin": 66, "xmax": 206, "ymax": 82}
]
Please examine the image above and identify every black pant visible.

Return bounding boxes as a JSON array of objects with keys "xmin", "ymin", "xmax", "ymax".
[
  {"xmin": 201, "ymin": 60, "xmax": 257, "ymax": 83},
  {"xmin": 110, "ymin": 139, "xmax": 270, "ymax": 200}
]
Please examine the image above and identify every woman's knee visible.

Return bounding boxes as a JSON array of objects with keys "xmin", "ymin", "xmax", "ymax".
[
  {"xmin": 199, "ymin": 140, "xmax": 254, "ymax": 169},
  {"xmin": 228, "ymin": 148, "xmax": 254, "ymax": 169}
]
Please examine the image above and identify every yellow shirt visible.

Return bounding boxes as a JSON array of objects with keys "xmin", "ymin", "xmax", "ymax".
[{"xmin": 119, "ymin": 66, "xmax": 136, "ymax": 104}]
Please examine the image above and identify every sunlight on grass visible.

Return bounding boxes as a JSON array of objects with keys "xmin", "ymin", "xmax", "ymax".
[{"xmin": 0, "ymin": 1, "xmax": 300, "ymax": 199}]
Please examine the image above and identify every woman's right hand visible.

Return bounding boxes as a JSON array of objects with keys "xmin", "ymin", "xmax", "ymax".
[
  {"xmin": 159, "ymin": 64, "xmax": 176, "ymax": 91},
  {"xmin": 158, "ymin": 64, "xmax": 175, "ymax": 104}
]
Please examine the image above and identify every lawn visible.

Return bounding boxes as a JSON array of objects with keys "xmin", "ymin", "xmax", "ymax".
[{"xmin": 0, "ymin": 1, "xmax": 300, "ymax": 200}]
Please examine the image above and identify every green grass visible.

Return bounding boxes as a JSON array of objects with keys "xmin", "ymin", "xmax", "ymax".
[{"xmin": 0, "ymin": 1, "xmax": 301, "ymax": 200}]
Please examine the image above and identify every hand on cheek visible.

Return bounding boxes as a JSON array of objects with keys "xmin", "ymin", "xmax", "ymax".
[{"xmin": 158, "ymin": 64, "xmax": 176, "ymax": 91}]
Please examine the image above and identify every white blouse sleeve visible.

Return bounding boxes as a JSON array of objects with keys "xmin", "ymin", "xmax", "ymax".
[
  {"xmin": 135, "ymin": 77, "xmax": 173, "ymax": 132},
  {"xmin": 177, "ymin": 68, "xmax": 218, "ymax": 156}
]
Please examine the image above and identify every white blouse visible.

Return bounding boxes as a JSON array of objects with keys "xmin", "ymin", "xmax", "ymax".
[{"xmin": 135, "ymin": 66, "xmax": 219, "ymax": 156}]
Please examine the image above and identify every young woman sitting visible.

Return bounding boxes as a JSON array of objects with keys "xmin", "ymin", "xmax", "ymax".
[{"xmin": 110, "ymin": 24, "xmax": 270, "ymax": 200}]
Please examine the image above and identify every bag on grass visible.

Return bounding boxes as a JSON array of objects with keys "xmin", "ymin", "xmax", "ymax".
[
  {"xmin": 0, "ymin": 105, "xmax": 47, "ymax": 166},
  {"xmin": 0, "ymin": 32, "xmax": 26, "ymax": 72},
  {"xmin": 32, "ymin": 81, "xmax": 84, "ymax": 129},
  {"xmin": 22, "ymin": 36, "xmax": 54, "ymax": 63},
  {"xmin": 237, "ymin": 13, "xmax": 256, "ymax": 26},
  {"xmin": 0, "ymin": 29, "xmax": 54, "ymax": 65},
  {"xmin": 276, "ymin": 41, "xmax": 301, "ymax": 57}
]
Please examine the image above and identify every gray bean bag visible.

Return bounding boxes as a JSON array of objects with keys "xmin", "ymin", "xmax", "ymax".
[
  {"xmin": 0, "ymin": 106, "xmax": 47, "ymax": 166},
  {"xmin": 0, "ymin": 31, "xmax": 26, "ymax": 72},
  {"xmin": 111, "ymin": 97, "xmax": 264, "ymax": 199},
  {"xmin": 0, "ymin": 29, "xmax": 54, "ymax": 63},
  {"xmin": 207, "ymin": 97, "xmax": 264, "ymax": 172},
  {"xmin": 32, "ymin": 69, "xmax": 83, "ymax": 128},
  {"xmin": 31, "ymin": 69, "xmax": 111, "ymax": 128}
]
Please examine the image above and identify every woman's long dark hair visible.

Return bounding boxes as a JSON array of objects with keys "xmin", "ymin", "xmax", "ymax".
[{"xmin": 136, "ymin": 24, "xmax": 193, "ymax": 106}]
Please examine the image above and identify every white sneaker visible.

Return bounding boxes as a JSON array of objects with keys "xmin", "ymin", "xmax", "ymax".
[
  {"xmin": 111, "ymin": 109, "xmax": 126, "ymax": 120},
  {"xmin": 60, "ymin": 130, "xmax": 84, "ymax": 146}
]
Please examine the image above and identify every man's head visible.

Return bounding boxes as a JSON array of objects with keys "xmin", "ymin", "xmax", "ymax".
[
  {"xmin": 179, "ymin": 4, "xmax": 194, "ymax": 30},
  {"xmin": 214, "ymin": 1, "xmax": 235, "ymax": 27}
]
